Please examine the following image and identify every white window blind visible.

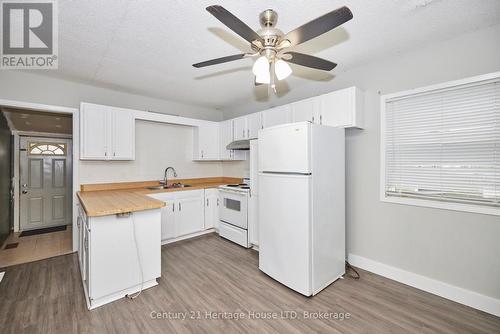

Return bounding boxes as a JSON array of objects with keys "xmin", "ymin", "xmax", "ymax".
[{"xmin": 384, "ymin": 79, "xmax": 500, "ymax": 207}]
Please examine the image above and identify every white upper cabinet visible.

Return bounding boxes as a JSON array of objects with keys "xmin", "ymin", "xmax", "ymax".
[
  {"xmin": 319, "ymin": 87, "xmax": 364, "ymax": 128},
  {"xmin": 80, "ymin": 103, "xmax": 135, "ymax": 160},
  {"xmin": 262, "ymin": 105, "xmax": 291, "ymax": 128},
  {"xmin": 233, "ymin": 112, "xmax": 262, "ymax": 140},
  {"xmin": 246, "ymin": 112, "xmax": 262, "ymax": 139},
  {"xmin": 110, "ymin": 109, "xmax": 135, "ymax": 160},
  {"xmin": 193, "ymin": 122, "xmax": 219, "ymax": 160},
  {"xmin": 219, "ymin": 120, "xmax": 232, "ymax": 160},
  {"xmin": 290, "ymin": 97, "xmax": 320, "ymax": 124},
  {"xmin": 233, "ymin": 116, "xmax": 247, "ymax": 141},
  {"xmin": 218, "ymin": 119, "xmax": 246, "ymax": 161}
]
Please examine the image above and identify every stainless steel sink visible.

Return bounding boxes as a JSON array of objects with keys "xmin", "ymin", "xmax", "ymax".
[{"xmin": 146, "ymin": 183, "xmax": 192, "ymax": 190}]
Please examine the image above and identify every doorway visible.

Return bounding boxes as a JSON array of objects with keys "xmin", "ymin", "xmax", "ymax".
[{"xmin": 0, "ymin": 107, "xmax": 74, "ymax": 267}]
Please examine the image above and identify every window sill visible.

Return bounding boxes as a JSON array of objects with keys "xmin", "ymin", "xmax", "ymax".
[{"xmin": 380, "ymin": 195, "xmax": 500, "ymax": 216}]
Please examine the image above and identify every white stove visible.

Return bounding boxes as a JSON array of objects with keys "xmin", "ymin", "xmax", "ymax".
[
  {"xmin": 218, "ymin": 179, "xmax": 251, "ymax": 248},
  {"xmin": 218, "ymin": 183, "xmax": 250, "ymax": 192}
]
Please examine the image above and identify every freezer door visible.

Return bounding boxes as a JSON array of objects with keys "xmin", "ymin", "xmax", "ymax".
[
  {"xmin": 258, "ymin": 122, "xmax": 311, "ymax": 174},
  {"xmin": 258, "ymin": 173, "xmax": 312, "ymax": 296}
]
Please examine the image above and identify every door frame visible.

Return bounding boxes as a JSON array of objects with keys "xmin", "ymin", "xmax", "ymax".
[{"xmin": 0, "ymin": 98, "xmax": 79, "ymax": 252}]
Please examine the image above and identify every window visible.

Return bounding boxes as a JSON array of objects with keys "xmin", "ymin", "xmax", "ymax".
[
  {"xmin": 381, "ymin": 73, "xmax": 500, "ymax": 215},
  {"xmin": 29, "ymin": 142, "xmax": 66, "ymax": 156}
]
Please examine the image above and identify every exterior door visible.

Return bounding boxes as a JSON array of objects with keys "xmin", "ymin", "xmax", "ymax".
[{"xmin": 20, "ymin": 137, "xmax": 72, "ymax": 230}]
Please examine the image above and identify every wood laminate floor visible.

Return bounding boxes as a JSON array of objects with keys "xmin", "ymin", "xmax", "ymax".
[{"xmin": 0, "ymin": 233, "xmax": 498, "ymax": 334}]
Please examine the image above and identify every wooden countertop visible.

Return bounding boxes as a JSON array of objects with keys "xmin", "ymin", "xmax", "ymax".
[{"xmin": 78, "ymin": 177, "xmax": 242, "ymax": 217}]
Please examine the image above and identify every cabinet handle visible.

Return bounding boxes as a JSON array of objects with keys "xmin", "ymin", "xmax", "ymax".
[
  {"xmin": 113, "ymin": 152, "xmax": 116, "ymax": 157},
  {"xmin": 312, "ymin": 116, "xmax": 315, "ymax": 123},
  {"xmin": 217, "ymin": 198, "xmax": 219, "ymax": 206},
  {"xmin": 172, "ymin": 203, "xmax": 174, "ymax": 212},
  {"xmin": 104, "ymin": 152, "xmax": 107, "ymax": 157},
  {"xmin": 178, "ymin": 203, "xmax": 181, "ymax": 211},
  {"xmin": 247, "ymin": 129, "xmax": 249, "ymax": 138},
  {"xmin": 206, "ymin": 198, "xmax": 209, "ymax": 206},
  {"xmin": 201, "ymin": 150, "xmax": 204, "ymax": 158},
  {"xmin": 320, "ymin": 115, "xmax": 323, "ymax": 124},
  {"xmin": 242, "ymin": 129, "xmax": 245, "ymax": 138}
]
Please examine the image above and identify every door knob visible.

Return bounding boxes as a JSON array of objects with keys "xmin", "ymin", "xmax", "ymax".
[{"xmin": 22, "ymin": 190, "xmax": 28, "ymax": 194}]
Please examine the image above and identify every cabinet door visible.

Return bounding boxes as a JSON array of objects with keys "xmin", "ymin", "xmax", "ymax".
[
  {"xmin": 161, "ymin": 200, "xmax": 176, "ymax": 240},
  {"xmin": 291, "ymin": 97, "xmax": 319, "ymax": 123},
  {"xmin": 176, "ymin": 190, "xmax": 204, "ymax": 236},
  {"xmin": 204, "ymin": 189, "xmax": 219, "ymax": 230},
  {"xmin": 233, "ymin": 117, "xmax": 247, "ymax": 141},
  {"xmin": 262, "ymin": 105, "xmax": 291, "ymax": 128},
  {"xmin": 80, "ymin": 104, "xmax": 108, "ymax": 159},
  {"xmin": 248, "ymin": 195, "xmax": 259, "ymax": 246},
  {"xmin": 319, "ymin": 87, "xmax": 364, "ymax": 128},
  {"xmin": 195, "ymin": 122, "xmax": 220, "ymax": 160},
  {"xmin": 247, "ymin": 112, "xmax": 262, "ymax": 139},
  {"xmin": 219, "ymin": 120, "xmax": 233, "ymax": 160},
  {"xmin": 148, "ymin": 193, "xmax": 176, "ymax": 240},
  {"xmin": 111, "ymin": 109, "xmax": 135, "ymax": 160}
]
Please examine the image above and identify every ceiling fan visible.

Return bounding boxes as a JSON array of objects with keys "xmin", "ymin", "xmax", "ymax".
[{"xmin": 193, "ymin": 5, "xmax": 353, "ymax": 93}]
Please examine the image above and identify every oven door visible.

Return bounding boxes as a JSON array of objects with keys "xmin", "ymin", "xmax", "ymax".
[{"xmin": 219, "ymin": 189, "xmax": 248, "ymax": 229}]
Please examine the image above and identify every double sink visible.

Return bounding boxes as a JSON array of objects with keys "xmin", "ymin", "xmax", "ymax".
[{"xmin": 146, "ymin": 183, "xmax": 192, "ymax": 190}]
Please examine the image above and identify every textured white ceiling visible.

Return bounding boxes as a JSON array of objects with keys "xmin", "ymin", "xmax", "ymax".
[
  {"xmin": 40, "ymin": 0, "xmax": 500, "ymax": 111},
  {"xmin": 3, "ymin": 109, "xmax": 72, "ymax": 134}
]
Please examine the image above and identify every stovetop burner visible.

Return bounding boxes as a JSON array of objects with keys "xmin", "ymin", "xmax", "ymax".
[{"xmin": 220, "ymin": 183, "xmax": 250, "ymax": 192}]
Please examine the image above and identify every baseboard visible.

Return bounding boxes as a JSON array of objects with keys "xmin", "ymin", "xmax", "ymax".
[
  {"xmin": 348, "ymin": 254, "xmax": 500, "ymax": 317},
  {"xmin": 161, "ymin": 229, "xmax": 216, "ymax": 245}
]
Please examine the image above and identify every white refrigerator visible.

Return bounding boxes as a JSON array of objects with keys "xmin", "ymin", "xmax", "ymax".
[{"xmin": 258, "ymin": 122, "xmax": 345, "ymax": 296}]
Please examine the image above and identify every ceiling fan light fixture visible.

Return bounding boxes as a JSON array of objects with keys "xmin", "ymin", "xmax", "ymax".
[
  {"xmin": 275, "ymin": 59, "xmax": 292, "ymax": 80},
  {"xmin": 255, "ymin": 71, "xmax": 271, "ymax": 84},
  {"xmin": 252, "ymin": 56, "xmax": 269, "ymax": 76}
]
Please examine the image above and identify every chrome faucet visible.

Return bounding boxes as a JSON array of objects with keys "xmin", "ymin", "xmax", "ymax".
[{"xmin": 163, "ymin": 167, "xmax": 178, "ymax": 186}]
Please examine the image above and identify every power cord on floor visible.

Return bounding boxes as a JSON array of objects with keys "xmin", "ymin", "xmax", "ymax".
[
  {"xmin": 126, "ymin": 214, "xmax": 144, "ymax": 299},
  {"xmin": 345, "ymin": 261, "xmax": 360, "ymax": 280}
]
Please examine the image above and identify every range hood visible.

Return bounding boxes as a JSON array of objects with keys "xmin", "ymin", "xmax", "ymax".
[{"xmin": 226, "ymin": 139, "xmax": 250, "ymax": 150}]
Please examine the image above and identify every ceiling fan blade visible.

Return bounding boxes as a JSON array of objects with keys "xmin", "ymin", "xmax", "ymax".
[
  {"xmin": 283, "ymin": 52, "xmax": 337, "ymax": 71},
  {"xmin": 206, "ymin": 5, "xmax": 263, "ymax": 44},
  {"xmin": 282, "ymin": 6, "xmax": 353, "ymax": 47},
  {"xmin": 193, "ymin": 54, "xmax": 247, "ymax": 68}
]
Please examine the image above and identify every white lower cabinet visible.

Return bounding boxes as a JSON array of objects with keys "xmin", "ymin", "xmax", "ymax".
[
  {"xmin": 248, "ymin": 194, "xmax": 259, "ymax": 246},
  {"xmin": 77, "ymin": 205, "xmax": 161, "ymax": 309},
  {"xmin": 176, "ymin": 191, "xmax": 205, "ymax": 236},
  {"xmin": 148, "ymin": 189, "xmax": 206, "ymax": 242},
  {"xmin": 204, "ymin": 188, "xmax": 219, "ymax": 230}
]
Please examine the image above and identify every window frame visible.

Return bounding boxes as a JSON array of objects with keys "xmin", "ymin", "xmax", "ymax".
[
  {"xmin": 380, "ymin": 71, "xmax": 500, "ymax": 216},
  {"xmin": 28, "ymin": 142, "xmax": 67, "ymax": 156}
]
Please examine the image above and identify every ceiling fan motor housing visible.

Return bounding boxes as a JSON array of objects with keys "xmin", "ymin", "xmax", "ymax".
[{"xmin": 259, "ymin": 9, "xmax": 278, "ymax": 27}]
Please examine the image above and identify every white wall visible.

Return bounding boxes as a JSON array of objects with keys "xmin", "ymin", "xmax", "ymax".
[
  {"xmin": 80, "ymin": 120, "xmax": 225, "ymax": 184},
  {"xmin": 0, "ymin": 70, "xmax": 250, "ymax": 186},
  {"xmin": 0, "ymin": 71, "xmax": 222, "ymax": 121},
  {"xmin": 223, "ymin": 24, "xmax": 500, "ymax": 301}
]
